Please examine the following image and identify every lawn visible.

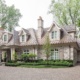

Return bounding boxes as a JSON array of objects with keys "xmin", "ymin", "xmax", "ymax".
[{"xmin": 19, "ymin": 64, "xmax": 68, "ymax": 68}]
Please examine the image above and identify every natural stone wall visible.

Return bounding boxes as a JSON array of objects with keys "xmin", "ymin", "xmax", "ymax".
[
  {"xmin": 70, "ymin": 47, "xmax": 74, "ymax": 60},
  {"xmin": 77, "ymin": 52, "xmax": 80, "ymax": 62},
  {"xmin": 73, "ymin": 48, "xmax": 77, "ymax": 65},
  {"xmin": 63, "ymin": 47, "xmax": 70, "ymax": 60},
  {"xmin": 16, "ymin": 46, "xmax": 38, "ymax": 59},
  {"xmin": 38, "ymin": 46, "xmax": 74, "ymax": 60}
]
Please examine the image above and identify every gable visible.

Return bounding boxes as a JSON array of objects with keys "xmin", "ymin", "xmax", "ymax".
[
  {"xmin": 48, "ymin": 23, "xmax": 61, "ymax": 32},
  {"xmin": 19, "ymin": 30, "xmax": 26, "ymax": 36}
]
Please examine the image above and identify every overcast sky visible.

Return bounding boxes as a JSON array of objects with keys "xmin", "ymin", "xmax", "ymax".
[{"xmin": 6, "ymin": 0, "xmax": 53, "ymax": 30}]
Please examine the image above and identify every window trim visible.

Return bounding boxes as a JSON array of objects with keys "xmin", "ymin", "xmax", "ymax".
[
  {"xmin": 51, "ymin": 49, "xmax": 59, "ymax": 60},
  {"xmin": 22, "ymin": 35, "xmax": 25, "ymax": 42},
  {"xmin": 3, "ymin": 34, "xmax": 8, "ymax": 42},
  {"xmin": 23, "ymin": 49, "xmax": 29, "ymax": 54},
  {"xmin": 51, "ymin": 31, "xmax": 57, "ymax": 39},
  {"xmin": 20, "ymin": 34, "xmax": 26, "ymax": 42}
]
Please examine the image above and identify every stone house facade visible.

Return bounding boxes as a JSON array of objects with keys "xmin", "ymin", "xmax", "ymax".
[{"xmin": 0, "ymin": 16, "xmax": 80, "ymax": 65}]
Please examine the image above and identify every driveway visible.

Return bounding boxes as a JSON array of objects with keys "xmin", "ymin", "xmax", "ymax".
[{"xmin": 0, "ymin": 65, "xmax": 80, "ymax": 80}]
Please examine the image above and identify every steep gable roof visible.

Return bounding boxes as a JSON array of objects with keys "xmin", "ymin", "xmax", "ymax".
[
  {"xmin": 0, "ymin": 23, "xmax": 77, "ymax": 47},
  {"xmin": 18, "ymin": 28, "xmax": 29, "ymax": 36},
  {"xmin": 19, "ymin": 28, "xmax": 38, "ymax": 46},
  {"xmin": 48, "ymin": 22, "xmax": 61, "ymax": 32},
  {"xmin": 62, "ymin": 25, "xmax": 76, "ymax": 32}
]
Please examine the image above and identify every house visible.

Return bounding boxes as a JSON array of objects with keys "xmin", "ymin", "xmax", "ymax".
[{"xmin": 0, "ymin": 16, "xmax": 80, "ymax": 65}]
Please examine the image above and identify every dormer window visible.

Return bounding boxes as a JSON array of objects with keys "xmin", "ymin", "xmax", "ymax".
[
  {"xmin": 22, "ymin": 35, "xmax": 25, "ymax": 42},
  {"xmin": 51, "ymin": 31, "xmax": 57, "ymax": 39},
  {"xmin": 19, "ymin": 28, "xmax": 30, "ymax": 43},
  {"xmin": 20, "ymin": 34, "xmax": 26, "ymax": 42},
  {"xmin": 3, "ymin": 34, "xmax": 7, "ymax": 42}
]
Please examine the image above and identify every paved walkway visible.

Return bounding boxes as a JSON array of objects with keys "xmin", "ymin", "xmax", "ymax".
[{"xmin": 0, "ymin": 65, "xmax": 80, "ymax": 80}]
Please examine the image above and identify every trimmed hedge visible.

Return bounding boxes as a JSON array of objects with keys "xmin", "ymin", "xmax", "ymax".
[
  {"xmin": 5, "ymin": 60, "xmax": 73, "ymax": 67},
  {"xmin": 5, "ymin": 63, "xmax": 20, "ymax": 67}
]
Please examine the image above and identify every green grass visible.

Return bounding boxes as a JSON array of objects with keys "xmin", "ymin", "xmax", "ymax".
[{"xmin": 19, "ymin": 65, "xmax": 68, "ymax": 68}]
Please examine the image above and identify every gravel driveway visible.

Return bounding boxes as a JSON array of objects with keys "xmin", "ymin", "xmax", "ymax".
[{"xmin": 0, "ymin": 65, "xmax": 80, "ymax": 80}]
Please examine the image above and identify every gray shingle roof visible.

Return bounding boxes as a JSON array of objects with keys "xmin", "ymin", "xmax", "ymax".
[
  {"xmin": 0, "ymin": 24, "xmax": 78, "ymax": 47},
  {"xmin": 61, "ymin": 25, "xmax": 76, "ymax": 32}
]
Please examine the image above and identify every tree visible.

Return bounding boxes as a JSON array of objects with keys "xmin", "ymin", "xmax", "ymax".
[
  {"xmin": 13, "ymin": 52, "xmax": 17, "ymax": 62},
  {"xmin": 0, "ymin": 0, "xmax": 22, "ymax": 31},
  {"xmin": 43, "ymin": 35, "xmax": 51, "ymax": 61},
  {"xmin": 49, "ymin": 0, "xmax": 80, "ymax": 26}
]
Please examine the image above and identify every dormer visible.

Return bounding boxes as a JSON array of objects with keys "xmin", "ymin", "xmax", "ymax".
[
  {"xmin": 68, "ymin": 31, "xmax": 76, "ymax": 38},
  {"xmin": 3, "ymin": 34, "xmax": 8, "ymax": 42},
  {"xmin": 48, "ymin": 23, "xmax": 61, "ymax": 41},
  {"xmin": 63, "ymin": 25, "xmax": 76, "ymax": 38},
  {"xmin": 2, "ymin": 31, "xmax": 13, "ymax": 43},
  {"xmin": 19, "ymin": 28, "xmax": 29, "ymax": 42}
]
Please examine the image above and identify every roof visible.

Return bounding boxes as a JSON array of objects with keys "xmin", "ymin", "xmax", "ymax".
[
  {"xmin": 62, "ymin": 25, "xmax": 76, "ymax": 32},
  {"xmin": 0, "ymin": 23, "xmax": 78, "ymax": 47}
]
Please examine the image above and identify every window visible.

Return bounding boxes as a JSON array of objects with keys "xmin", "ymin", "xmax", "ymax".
[
  {"xmin": 3, "ymin": 35, "xmax": 7, "ymax": 41},
  {"xmin": 23, "ymin": 50, "xmax": 29, "ymax": 54},
  {"xmin": 22, "ymin": 35, "xmax": 25, "ymax": 42},
  {"xmin": 51, "ymin": 31, "xmax": 57, "ymax": 39},
  {"xmin": 51, "ymin": 49, "xmax": 59, "ymax": 60}
]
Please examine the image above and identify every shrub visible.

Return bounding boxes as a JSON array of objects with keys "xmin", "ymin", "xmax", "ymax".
[
  {"xmin": 5, "ymin": 60, "xmax": 73, "ymax": 67},
  {"xmin": 8, "ymin": 60, "xmax": 16, "ymax": 63},
  {"xmin": 21, "ymin": 53, "xmax": 29, "ymax": 62},
  {"xmin": 21, "ymin": 53, "xmax": 37, "ymax": 62},
  {"xmin": 5, "ymin": 62, "xmax": 20, "ymax": 67},
  {"xmin": 28, "ymin": 53, "xmax": 36, "ymax": 60}
]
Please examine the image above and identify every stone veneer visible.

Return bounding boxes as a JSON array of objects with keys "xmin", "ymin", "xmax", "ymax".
[{"xmin": 37, "ymin": 46, "xmax": 74, "ymax": 60}]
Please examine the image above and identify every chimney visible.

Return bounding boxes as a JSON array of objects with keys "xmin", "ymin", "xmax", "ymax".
[
  {"xmin": 38, "ymin": 16, "xmax": 43, "ymax": 28},
  {"xmin": 38, "ymin": 16, "xmax": 44, "ymax": 39}
]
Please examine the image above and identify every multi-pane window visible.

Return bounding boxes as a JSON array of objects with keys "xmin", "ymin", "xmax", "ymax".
[
  {"xmin": 23, "ymin": 50, "xmax": 29, "ymax": 54},
  {"xmin": 22, "ymin": 35, "xmax": 25, "ymax": 42},
  {"xmin": 3, "ymin": 35, "xmax": 7, "ymax": 41},
  {"xmin": 51, "ymin": 49, "xmax": 59, "ymax": 60},
  {"xmin": 51, "ymin": 31, "xmax": 57, "ymax": 39}
]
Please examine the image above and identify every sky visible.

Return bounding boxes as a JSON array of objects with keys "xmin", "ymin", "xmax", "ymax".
[{"xmin": 5, "ymin": 0, "xmax": 53, "ymax": 30}]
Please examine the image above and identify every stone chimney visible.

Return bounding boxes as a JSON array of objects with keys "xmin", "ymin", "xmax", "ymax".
[{"xmin": 38, "ymin": 16, "xmax": 44, "ymax": 39}]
